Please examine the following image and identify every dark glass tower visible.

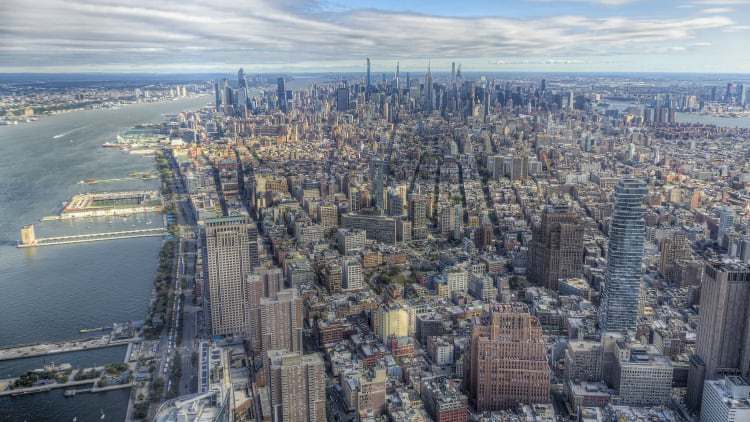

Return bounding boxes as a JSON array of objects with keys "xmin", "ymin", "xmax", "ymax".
[{"xmin": 600, "ymin": 178, "xmax": 647, "ymax": 334}]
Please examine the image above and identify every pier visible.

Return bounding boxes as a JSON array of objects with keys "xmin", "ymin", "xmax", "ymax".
[
  {"xmin": 0, "ymin": 337, "xmax": 132, "ymax": 362},
  {"xmin": 17, "ymin": 227, "xmax": 167, "ymax": 248}
]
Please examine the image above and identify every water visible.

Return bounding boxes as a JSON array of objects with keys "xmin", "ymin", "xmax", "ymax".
[
  {"xmin": 602, "ymin": 100, "xmax": 750, "ymax": 128},
  {"xmin": 0, "ymin": 96, "xmax": 208, "ymax": 420}
]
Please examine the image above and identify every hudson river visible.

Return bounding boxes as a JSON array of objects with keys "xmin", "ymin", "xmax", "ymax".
[{"xmin": 0, "ymin": 96, "xmax": 208, "ymax": 421}]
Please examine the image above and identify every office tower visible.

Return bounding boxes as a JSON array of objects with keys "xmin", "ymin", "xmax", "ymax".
[
  {"xmin": 451, "ymin": 62, "xmax": 456, "ymax": 85},
  {"xmin": 600, "ymin": 179, "xmax": 648, "ymax": 334},
  {"xmin": 528, "ymin": 205, "xmax": 584, "ymax": 291},
  {"xmin": 701, "ymin": 376, "xmax": 750, "ymax": 422},
  {"xmin": 425, "ymin": 64, "xmax": 434, "ymax": 112},
  {"xmin": 718, "ymin": 206, "xmax": 735, "ymax": 249},
  {"xmin": 237, "ymin": 68, "xmax": 247, "ymax": 88},
  {"xmin": 268, "ymin": 350, "xmax": 326, "ymax": 422},
  {"xmin": 366, "ymin": 57, "xmax": 371, "ymax": 102},
  {"xmin": 659, "ymin": 232, "xmax": 691, "ymax": 283},
  {"xmin": 465, "ymin": 304, "xmax": 550, "ymax": 411},
  {"xmin": 615, "ymin": 346, "xmax": 673, "ymax": 406},
  {"xmin": 687, "ymin": 261, "xmax": 750, "ymax": 411},
  {"xmin": 204, "ymin": 216, "xmax": 253, "ymax": 337},
  {"xmin": 337, "ymin": 86, "xmax": 349, "ymax": 112},
  {"xmin": 214, "ymin": 81, "xmax": 221, "ymax": 112},
  {"xmin": 387, "ymin": 189, "xmax": 405, "ymax": 217},
  {"xmin": 726, "ymin": 82, "xmax": 734, "ymax": 101},
  {"xmin": 277, "ymin": 77, "xmax": 287, "ymax": 113},
  {"xmin": 739, "ymin": 83, "xmax": 747, "ymax": 106}
]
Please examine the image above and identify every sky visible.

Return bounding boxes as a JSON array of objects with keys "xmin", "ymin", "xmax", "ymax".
[{"xmin": 1, "ymin": 0, "xmax": 750, "ymax": 74}]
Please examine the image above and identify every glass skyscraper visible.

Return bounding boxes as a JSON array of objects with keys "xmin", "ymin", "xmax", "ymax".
[{"xmin": 601, "ymin": 178, "xmax": 648, "ymax": 334}]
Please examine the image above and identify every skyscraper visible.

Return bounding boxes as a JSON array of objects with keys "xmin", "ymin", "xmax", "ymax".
[
  {"xmin": 277, "ymin": 77, "xmax": 287, "ymax": 113},
  {"xmin": 256, "ymin": 289, "xmax": 304, "ymax": 386},
  {"xmin": 204, "ymin": 216, "xmax": 254, "ymax": 337},
  {"xmin": 687, "ymin": 261, "xmax": 750, "ymax": 411},
  {"xmin": 366, "ymin": 57, "xmax": 371, "ymax": 102},
  {"xmin": 600, "ymin": 178, "xmax": 648, "ymax": 334},
  {"xmin": 465, "ymin": 304, "xmax": 550, "ymax": 411},
  {"xmin": 268, "ymin": 350, "xmax": 326, "ymax": 422},
  {"xmin": 529, "ymin": 204, "xmax": 584, "ymax": 291},
  {"xmin": 425, "ymin": 64, "xmax": 434, "ymax": 112},
  {"xmin": 337, "ymin": 86, "xmax": 349, "ymax": 112}
]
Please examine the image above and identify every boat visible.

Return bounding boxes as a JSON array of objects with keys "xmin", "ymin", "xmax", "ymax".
[
  {"xmin": 64, "ymin": 389, "xmax": 76, "ymax": 397},
  {"xmin": 102, "ymin": 142, "xmax": 120, "ymax": 148},
  {"xmin": 100, "ymin": 408, "xmax": 105, "ymax": 420}
]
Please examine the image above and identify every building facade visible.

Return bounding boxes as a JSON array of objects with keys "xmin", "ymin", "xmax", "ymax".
[
  {"xmin": 465, "ymin": 304, "xmax": 550, "ymax": 411},
  {"xmin": 600, "ymin": 179, "xmax": 648, "ymax": 334}
]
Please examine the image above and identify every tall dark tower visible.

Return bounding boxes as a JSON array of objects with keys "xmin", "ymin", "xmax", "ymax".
[
  {"xmin": 687, "ymin": 261, "xmax": 750, "ymax": 412},
  {"xmin": 600, "ymin": 178, "xmax": 648, "ymax": 334},
  {"xmin": 528, "ymin": 205, "xmax": 584, "ymax": 291},
  {"xmin": 366, "ymin": 57, "xmax": 372, "ymax": 102},
  {"xmin": 277, "ymin": 77, "xmax": 287, "ymax": 113}
]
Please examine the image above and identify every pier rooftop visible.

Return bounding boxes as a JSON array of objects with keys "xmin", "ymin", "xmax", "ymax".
[{"xmin": 63, "ymin": 190, "xmax": 161, "ymax": 214}]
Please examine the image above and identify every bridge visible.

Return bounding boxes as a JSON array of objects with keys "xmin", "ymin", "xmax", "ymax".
[{"xmin": 17, "ymin": 227, "xmax": 167, "ymax": 248}]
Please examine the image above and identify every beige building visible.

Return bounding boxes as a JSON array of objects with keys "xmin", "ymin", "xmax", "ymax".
[
  {"xmin": 341, "ymin": 368, "xmax": 387, "ymax": 418},
  {"xmin": 205, "ymin": 216, "xmax": 253, "ymax": 337}
]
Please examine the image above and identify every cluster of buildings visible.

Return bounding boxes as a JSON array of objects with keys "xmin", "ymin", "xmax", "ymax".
[{"xmin": 152, "ymin": 65, "xmax": 750, "ymax": 421}]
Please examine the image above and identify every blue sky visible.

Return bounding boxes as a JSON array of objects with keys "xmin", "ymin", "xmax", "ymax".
[{"xmin": 1, "ymin": 0, "xmax": 749, "ymax": 73}]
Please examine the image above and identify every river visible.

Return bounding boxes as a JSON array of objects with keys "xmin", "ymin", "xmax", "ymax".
[{"xmin": 0, "ymin": 95, "xmax": 209, "ymax": 421}]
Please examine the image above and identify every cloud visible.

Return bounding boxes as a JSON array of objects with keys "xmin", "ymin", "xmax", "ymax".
[
  {"xmin": 693, "ymin": 0, "xmax": 750, "ymax": 4},
  {"xmin": 700, "ymin": 7, "xmax": 736, "ymax": 12},
  {"xmin": 0, "ymin": 0, "xmax": 738, "ymax": 71},
  {"xmin": 527, "ymin": 0, "xmax": 637, "ymax": 5}
]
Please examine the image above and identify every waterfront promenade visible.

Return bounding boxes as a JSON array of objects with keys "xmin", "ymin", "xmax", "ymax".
[{"xmin": 0, "ymin": 337, "xmax": 131, "ymax": 362}]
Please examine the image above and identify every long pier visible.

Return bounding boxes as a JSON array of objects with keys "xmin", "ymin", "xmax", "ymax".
[
  {"xmin": 17, "ymin": 228, "xmax": 167, "ymax": 248},
  {"xmin": 0, "ymin": 337, "xmax": 132, "ymax": 362}
]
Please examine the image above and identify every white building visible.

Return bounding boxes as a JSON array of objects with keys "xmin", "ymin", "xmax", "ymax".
[{"xmin": 701, "ymin": 376, "xmax": 750, "ymax": 422}]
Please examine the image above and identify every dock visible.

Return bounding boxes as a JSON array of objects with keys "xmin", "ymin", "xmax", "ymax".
[
  {"xmin": 17, "ymin": 228, "xmax": 167, "ymax": 248},
  {"xmin": 0, "ymin": 337, "xmax": 132, "ymax": 362}
]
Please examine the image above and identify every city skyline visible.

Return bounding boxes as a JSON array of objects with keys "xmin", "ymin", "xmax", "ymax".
[{"xmin": 2, "ymin": 0, "xmax": 750, "ymax": 74}]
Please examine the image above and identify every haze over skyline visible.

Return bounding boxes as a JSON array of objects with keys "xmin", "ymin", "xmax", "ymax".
[{"xmin": 2, "ymin": 0, "xmax": 750, "ymax": 74}]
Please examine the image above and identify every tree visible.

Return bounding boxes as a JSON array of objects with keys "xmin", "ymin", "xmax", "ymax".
[{"xmin": 509, "ymin": 276, "xmax": 529, "ymax": 291}]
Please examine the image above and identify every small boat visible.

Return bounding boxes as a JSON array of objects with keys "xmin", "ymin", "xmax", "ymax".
[{"xmin": 100, "ymin": 408, "xmax": 105, "ymax": 419}]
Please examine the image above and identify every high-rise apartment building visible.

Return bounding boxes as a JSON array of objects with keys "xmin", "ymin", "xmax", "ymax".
[
  {"xmin": 256, "ymin": 289, "xmax": 304, "ymax": 387},
  {"xmin": 701, "ymin": 376, "xmax": 750, "ymax": 422},
  {"xmin": 204, "ymin": 216, "xmax": 255, "ymax": 337},
  {"xmin": 600, "ymin": 178, "xmax": 648, "ymax": 334},
  {"xmin": 687, "ymin": 261, "xmax": 750, "ymax": 411},
  {"xmin": 409, "ymin": 193, "xmax": 428, "ymax": 239},
  {"xmin": 268, "ymin": 350, "xmax": 326, "ymax": 422},
  {"xmin": 528, "ymin": 205, "xmax": 584, "ymax": 291},
  {"xmin": 465, "ymin": 304, "xmax": 550, "ymax": 411}
]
